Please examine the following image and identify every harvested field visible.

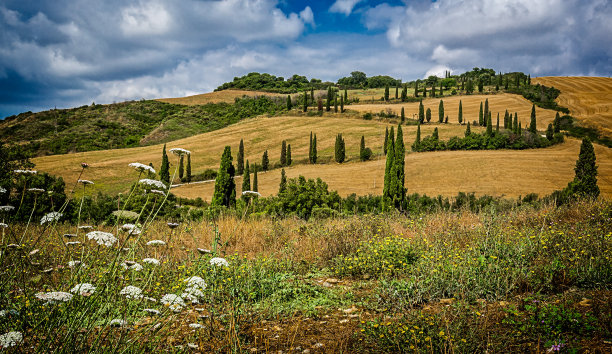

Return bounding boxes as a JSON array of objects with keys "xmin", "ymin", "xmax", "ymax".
[
  {"xmin": 347, "ymin": 93, "xmax": 557, "ymax": 130},
  {"xmin": 533, "ymin": 76, "xmax": 612, "ymax": 138}
]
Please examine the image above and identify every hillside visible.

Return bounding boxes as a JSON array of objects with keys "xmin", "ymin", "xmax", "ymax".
[
  {"xmin": 156, "ymin": 89, "xmax": 282, "ymax": 105},
  {"xmin": 533, "ymin": 76, "xmax": 612, "ymax": 138}
]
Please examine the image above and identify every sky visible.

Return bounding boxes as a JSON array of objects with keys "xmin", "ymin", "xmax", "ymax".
[{"xmin": 1, "ymin": 0, "xmax": 611, "ymax": 118}]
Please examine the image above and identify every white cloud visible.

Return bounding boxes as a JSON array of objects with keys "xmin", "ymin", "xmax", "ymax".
[
  {"xmin": 120, "ymin": 2, "xmax": 172, "ymax": 36},
  {"xmin": 299, "ymin": 6, "xmax": 315, "ymax": 26},
  {"xmin": 329, "ymin": 0, "xmax": 363, "ymax": 16}
]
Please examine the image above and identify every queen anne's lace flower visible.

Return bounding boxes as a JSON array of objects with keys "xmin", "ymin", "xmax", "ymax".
[
  {"xmin": 146, "ymin": 240, "xmax": 166, "ymax": 246},
  {"xmin": 0, "ymin": 187, "xmax": 6, "ymax": 194},
  {"xmin": 169, "ymin": 148, "xmax": 191, "ymax": 156},
  {"xmin": 0, "ymin": 205, "xmax": 14, "ymax": 212},
  {"xmin": 139, "ymin": 179, "xmax": 166, "ymax": 190},
  {"xmin": 78, "ymin": 179, "xmax": 94, "ymax": 185},
  {"xmin": 0, "ymin": 331, "xmax": 23, "ymax": 348},
  {"xmin": 241, "ymin": 190, "xmax": 261, "ymax": 197},
  {"xmin": 149, "ymin": 189, "xmax": 166, "ymax": 196},
  {"xmin": 28, "ymin": 188, "xmax": 45, "ymax": 193},
  {"xmin": 109, "ymin": 319, "xmax": 127, "ymax": 327},
  {"xmin": 120, "ymin": 285, "xmax": 142, "ymax": 299},
  {"xmin": 68, "ymin": 260, "xmax": 86, "ymax": 268},
  {"xmin": 210, "ymin": 257, "xmax": 229, "ymax": 267},
  {"xmin": 121, "ymin": 262, "xmax": 143, "ymax": 271},
  {"xmin": 35, "ymin": 291, "xmax": 73, "ymax": 304},
  {"xmin": 129, "ymin": 162, "xmax": 156, "ymax": 175},
  {"xmin": 40, "ymin": 212, "xmax": 62, "ymax": 225},
  {"xmin": 66, "ymin": 241, "xmax": 81, "ymax": 246},
  {"xmin": 160, "ymin": 294, "xmax": 185, "ymax": 312},
  {"xmin": 121, "ymin": 223, "xmax": 141, "ymax": 235},
  {"xmin": 70, "ymin": 283, "xmax": 96, "ymax": 296},
  {"xmin": 142, "ymin": 258, "xmax": 160, "ymax": 265},
  {"xmin": 86, "ymin": 231, "xmax": 117, "ymax": 247},
  {"xmin": 181, "ymin": 276, "xmax": 207, "ymax": 303},
  {"xmin": 188, "ymin": 323, "xmax": 203, "ymax": 329},
  {"xmin": 0, "ymin": 223, "xmax": 7, "ymax": 228},
  {"xmin": 13, "ymin": 169, "xmax": 37, "ymax": 175},
  {"xmin": 143, "ymin": 308, "xmax": 160, "ymax": 315}
]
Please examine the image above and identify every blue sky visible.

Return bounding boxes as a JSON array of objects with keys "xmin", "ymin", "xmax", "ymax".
[{"xmin": 1, "ymin": 0, "xmax": 611, "ymax": 118}]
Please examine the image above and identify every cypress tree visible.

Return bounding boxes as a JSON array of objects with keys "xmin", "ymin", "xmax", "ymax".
[
  {"xmin": 401, "ymin": 86, "xmax": 407, "ymax": 101},
  {"xmin": 438, "ymin": 100, "xmax": 444, "ymax": 123},
  {"xmin": 504, "ymin": 110, "xmax": 509, "ymax": 129},
  {"xmin": 384, "ymin": 85, "xmax": 390, "ymax": 101},
  {"xmin": 280, "ymin": 140, "xmax": 287, "ymax": 166},
  {"xmin": 496, "ymin": 113, "xmax": 500, "ymax": 133},
  {"xmin": 423, "ymin": 87, "xmax": 427, "ymax": 97},
  {"xmin": 384, "ymin": 127, "xmax": 389, "ymax": 154},
  {"xmin": 303, "ymin": 92, "xmax": 308, "ymax": 112},
  {"xmin": 340, "ymin": 95, "xmax": 344, "ymax": 113},
  {"xmin": 513, "ymin": 113, "xmax": 519, "ymax": 134},
  {"xmin": 465, "ymin": 122, "xmax": 471, "ymax": 136},
  {"xmin": 504, "ymin": 76, "xmax": 509, "ymax": 90},
  {"xmin": 309, "ymin": 132, "xmax": 313, "ymax": 163},
  {"xmin": 458, "ymin": 100, "xmax": 463, "ymax": 124},
  {"xmin": 360, "ymin": 135, "xmax": 365, "ymax": 156},
  {"xmin": 212, "ymin": 146, "xmax": 236, "ymax": 208},
  {"xmin": 401, "ymin": 107, "xmax": 405, "ymax": 123},
  {"xmin": 568, "ymin": 138, "xmax": 599, "ymax": 197},
  {"xmin": 414, "ymin": 80, "xmax": 419, "ymax": 97},
  {"xmin": 479, "ymin": 102, "xmax": 484, "ymax": 126},
  {"xmin": 431, "ymin": 85, "xmax": 436, "ymax": 97},
  {"xmin": 546, "ymin": 123, "xmax": 554, "ymax": 140},
  {"xmin": 160, "ymin": 144, "xmax": 170, "ymax": 185},
  {"xmin": 262, "ymin": 150, "xmax": 269, "ymax": 171},
  {"xmin": 415, "ymin": 123, "xmax": 421, "ymax": 147},
  {"xmin": 426, "ymin": 108, "xmax": 431, "ymax": 123},
  {"xmin": 383, "ymin": 128, "xmax": 395, "ymax": 202},
  {"xmin": 179, "ymin": 155, "xmax": 184, "ymax": 180},
  {"xmin": 241, "ymin": 160, "xmax": 251, "ymax": 197},
  {"xmin": 527, "ymin": 74, "xmax": 531, "ymax": 85},
  {"xmin": 486, "ymin": 114, "xmax": 493, "ymax": 136},
  {"xmin": 286, "ymin": 144, "xmax": 292, "ymax": 166},
  {"xmin": 554, "ymin": 112, "xmax": 561, "ymax": 133},
  {"xmin": 279, "ymin": 168, "xmax": 287, "ymax": 194},
  {"xmin": 478, "ymin": 80, "xmax": 483, "ymax": 92},
  {"xmin": 326, "ymin": 87, "xmax": 331, "ymax": 111},
  {"xmin": 335, "ymin": 134, "xmax": 345, "ymax": 163},
  {"xmin": 518, "ymin": 122, "xmax": 522, "ymax": 135},
  {"xmin": 515, "ymin": 74, "xmax": 520, "ymax": 88},
  {"xmin": 418, "ymin": 101, "xmax": 425, "ymax": 123},
  {"xmin": 186, "ymin": 154, "xmax": 192, "ymax": 183},
  {"xmin": 529, "ymin": 104, "xmax": 537, "ymax": 133},
  {"xmin": 484, "ymin": 99, "xmax": 489, "ymax": 122},
  {"xmin": 439, "ymin": 81, "xmax": 443, "ymax": 96},
  {"xmin": 237, "ymin": 139, "xmax": 244, "ymax": 175},
  {"xmin": 395, "ymin": 86, "xmax": 399, "ymax": 99},
  {"xmin": 334, "ymin": 95, "xmax": 338, "ymax": 113},
  {"xmin": 433, "ymin": 127, "xmax": 439, "ymax": 141},
  {"xmin": 392, "ymin": 124, "xmax": 406, "ymax": 209},
  {"xmin": 252, "ymin": 166, "xmax": 258, "ymax": 193},
  {"xmin": 287, "ymin": 95, "xmax": 292, "ymax": 110},
  {"xmin": 312, "ymin": 134, "xmax": 317, "ymax": 163},
  {"xmin": 344, "ymin": 89, "xmax": 348, "ymax": 102}
]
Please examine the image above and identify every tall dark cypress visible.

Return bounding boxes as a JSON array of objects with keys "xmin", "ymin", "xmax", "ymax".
[
  {"xmin": 401, "ymin": 107, "xmax": 405, "ymax": 123},
  {"xmin": 252, "ymin": 166, "xmax": 258, "ymax": 193},
  {"xmin": 568, "ymin": 138, "xmax": 599, "ymax": 197},
  {"xmin": 179, "ymin": 155, "xmax": 184, "ymax": 180},
  {"xmin": 312, "ymin": 134, "xmax": 317, "ymax": 164},
  {"xmin": 335, "ymin": 134, "xmax": 345, "ymax": 163},
  {"xmin": 438, "ymin": 100, "xmax": 444, "ymax": 123},
  {"xmin": 262, "ymin": 150, "xmax": 269, "ymax": 171},
  {"xmin": 212, "ymin": 146, "xmax": 236, "ymax": 208},
  {"xmin": 465, "ymin": 122, "xmax": 471, "ymax": 136},
  {"xmin": 458, "ymin": 100, "xmax": 463, "ymax": 124},
  {"xmin": 484, "ymin": 98, "xmax": 489, "ymax": 123},
  {"xmin": 280, "ymin": 140, "xmax": 287, "ymax": 166},
  {"xmin": 384, "ymin": 127, "xmax": 389, "ymax": 155},
  {"xmin": 513, "ymin": 113, "xmax": 519, "ymax": 134},
  {"xmin": 279, "ymin": 168, "xmax": 287, "ymax": 194},
  {"xmin": 529, "ymin": 104, "xmax": 537, "ymax": 133},
  {"xmin": 309, "ymin": 132, "xmax": 313, "ymax": 163},
  {"xmin": 160, "ymin": 144, "xmax": 170, "ymax": 185},
  {"xmin": 413, "ymin": 123, "xmax": 421, "ymax": 150},
  {"xmin": 392, "ymin": 124, "xmax": 406, "ymax": 209},
  {"xmin": 237, "ymin": 139, "xmax": 244, "ymax": 175},
  {"xmin": 384, "ymin": 85, "xmax": 390, "ymax": 101},
  {"xmin": 326, "ymin": 87, "xmax": 331, "ymax": 111},
  {"xmin": 287, "ymin": 95, "xmax": 292, "ymax": 110},
  {"xmin": 186, "ymin": 154, "xmax": 192, "ymax": 183},
  {"xmin": 340, "ymin": 95, "xmax": 344, "ymax": 113},
  {"xmin": 479, "ymin": 102, "xmax": 484, "ymax": 126},
  {"xmin": 496, "ymin": 113, "xmax": 500, "ymax": 133},
  {"xmin": 414, "ymin": 80, "xmax": 419, "ymax": 97},
  {"xmin": 395, "ymin": 86, "xmax": 399, "ymax": 99},
  {"xmin": 383, "ymin": 127, "xmax": 395, "ymax": 202},
  {"xmin": 286, "ymin": 144, "xmax": 292, "ymax": 166},
  {"xmin": 241, "ymin": 160, "xmax": 251, "ymax": 196},
  {"xmin": 344, "ymin": 89, "xmax": 348, "ymax": 102},
  {"xmin": 554, "ymin": 112, "xmax": 561, "ymax": 133},
  {"xmin": 486, "ymin": 114, "xmax": 493, "ymax": 136},
  {"xmin": 418, "ymin": 101, "xmax": 425, "ymax": 123},
  {"xmin": 303, "ymin": 92, "xmax": 308, "ymax": 112},
  {"xmin": 360, "ymin": 135, "xmax": 365, "ymax": 156}
]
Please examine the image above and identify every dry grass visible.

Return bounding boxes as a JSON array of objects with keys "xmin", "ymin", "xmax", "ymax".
[
  {"xmin": 172, "ymin": 137, "xmax": 612, "ymax": 200},
  {"xmin": 37, "ymin": 115, "xmax": 470, "ymax": 195},
  {"xmin": 156, "ymin": 89, "xmax": 283, "ymax": 105},
  {"xmin": 533, "ymin": 76, "xmax": 612, "ymax": 138},
  {"xmin": 347, "ymin": 93, "xmax": 557, "ymax": 130}
]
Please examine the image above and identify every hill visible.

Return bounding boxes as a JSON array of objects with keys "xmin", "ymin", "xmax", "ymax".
[
  {"xmin": 156, "ymin": 89, "xmax": 282, "ymax": 105},
  {"xmin": 533, "ymin": 76, "xmax": 612, "ymax": 138}
]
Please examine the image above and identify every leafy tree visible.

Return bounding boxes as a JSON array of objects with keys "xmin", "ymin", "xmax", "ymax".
[
  {"xmin": 280, "ymin": 140, "xmax": 287, "ymax": 166},
  {"xmin": 287, "ymin": 144, "xmax": 292, "ymax": 166},
  {"xmin": 438, "ymin": 100, "xmax": 444, "ymax": 123},
  {"xmin": 479, "ymin": 102, "xmax": 484, "ymax": 126},
  {"xmin": 384, "ymin": 85, "xmax": 390, "ymax": 101},
  {"xmin": 311, "ymin": 87, "xmax": 314, "ymax": 101},
  {"xmin": 287, "ymin": 95, "xmax": 292, "ymax": 110},
  {"xmin": 426, "ymin": 108, "xmax": 431, "ymax": 123},
  {"xmin": 565, "ymin": 138, "xmax": 599, "ymax": 198},
  {"xmin": 458, "ymin": 100, "xmax": 463, "ymax": 124},
  {"xmin": 466, "ymin": 79, "xmax": 474, "ymax": 94},
  {"xmin": 252, "ymin": 166, "xmax": 258, "ymax": 192},
  {"xmin": 159, "ymin": 144, "xmax": 170, "ymax": 185},
  {"xmin": 529, "ymin": 104, "xmax": 537, "ymax": 133},
  {"xmin": 478, "ymin": 80, "xmax": 484, "ymax": 93},
  {"xmin": 237, "ymin": 139, "xmax": 244, "ymax": 175},
  {"xmin": 465, "ymin": 122, "xmax": 471, "ymax": 136},
  {"xmin": 179, "ymin": 155, "xmax": 184, "ymax": 180},
  {"xmin": 262, "ymin": 150, "xmax": 269, "ymax": 171},
  {"xmin": 278, "ymin": 168, "xmax": 287, "ymax": 194},
  {"xmin": 277, "ymin": 176, "xmax": 340, "ymax": 220},
  {"xmin": 241, "ymin": 160, "xmax": 251, "ymax": 198},
  {"xmin": 335, "ymin": 134, "xmax": 345, "ymax": 163},
  {"xmin": 212, "ymin": 146, "xmax": 236, "ymax": 208},
  {"xmin": 186, "ymin": 154, "xmax": 192, "ymax": 183},
  {"xmin": 418, "ymin": 101, "xmax": 425, "ymax": 123},
  {"xmin": 401, "ymin": 107, "xmax": 405, "ymax": 123}
]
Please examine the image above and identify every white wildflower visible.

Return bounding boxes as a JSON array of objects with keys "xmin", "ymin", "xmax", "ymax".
[
  {"xmin": 13, "ymin": 169, "xmax": 37, "ymax": 175},
  {"xmin": 188, "ymin": 323, "xmax": 203, "ymax": 329},
  {"xmin": 167, "ymin": 222, "xmax": 179, "ymax": 229},
  {"xmin": 86, "ymin": 231, "xmax": 117, "ymax": 247},
  {"xmin": 197, "ymin": 248, "xmax": 211, "ymax": 255},
  {"xmin": 0, "ymin": 223, "xmax": 7, "ymax": 228},
  {"xmin": 146, "ymin": 239, "xmax": 166, "ymax": 246},
  {"xmin": 149, "ymin": 189, "xmax": 166, "ymax": 196},
  {"xmin": 128, "ymin": 162, "xmax": 156, "ymax": 175},
  {"xmin": 160, "ymin": 294, "xmax": 185, "ymax": 312},
  {"xmin": 0, "ymin": 205, "xmax": 14, "ymax": 212},
  {"xmin": 241, "ymin": 190, "xmax": 261, "ymax": 197},
  {"xmin": 0, "ymin": 187, "xmax": 6, "ymax": 194},
  {"xmin": 143, "ymin": 308, "xmax": 160, "ymax": 315},
  {"xmin": 139, "ymin": 179, "xmax": 166, "ymax": 190},
  {"xmin": 78, "ymin": 225, "xmax": 93, "ymax": 230},
  {"xmin": 121, "ymin": 262, "xmax": 143, "ymax": 271},
  {"xmin": 181, "ymin": 276, "xmax": 207, "ymax": 303},
  {"xmin": 210, "ymin": 257, "xmax": 229, "ymax": 267},
  {"xmin": 142, "ymin": 258, "xmax": 160, "ymax": 265},
  {"xmin": 27, "ymin": 188, "xmax": 45, "ymax": 193},
  {"xmin": 187, "ymin": 343, "xmax": 199, "ymax": 349},
  {"xmin": 120, "ymin": 285, "xmax": 143, "ymax": 299},
  {"xmin": 66, "ymin": 241, "xmax": 81, "ymax": 246},
  {"xmin": 109, "ymin": 319, "xmax": 127, "ymax": 327},
  {"xmin": 169, "ymin": 148, "xmax": 191, "ymax": 156},
  {"xmin": 0, "ymin": 331, "xmax": 23, "ymax": 348},
  {"xmin": 40, "ymin": 212, "xmax": 62, "ymax": 225},
  {"xmin": 35, "ymin": 291, "xmax": 73, "ymax": 304},
  {"xmin": 70, "ymin": 283, "xmax": 96, "ymax": 296},
  {"xmin": 78, "ymin": 179, "xmax": 94, "ymax": 185},
  {"xmin": 184, "ymin": 276, "xmax": 207, "ymax": 289},
  {"xmin": 121, "ymin": 223, "xmax": 141, "ymax": 235},
  {"xmin": 68, "ymin": 260, "xmax": 86, "ymax": 268},
  {"xmin": 143, "ymin": 296, "xmax": 157, "ymax": 302}
]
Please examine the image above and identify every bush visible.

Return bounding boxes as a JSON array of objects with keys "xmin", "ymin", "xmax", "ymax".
[{"xmin": 360, "ymin": 147, "xmax": 373, "ymax": 161}]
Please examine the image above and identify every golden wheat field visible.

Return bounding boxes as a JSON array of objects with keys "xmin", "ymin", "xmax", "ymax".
[
  {"xmin": 156, "ymin": 89, "xmax": 283, "ymax": 105},
  {"xmin": 348, "ymin": 93, "xmax": 557, "ymax": 130},
  {"xmin": 533, "ymin": 76, "xmax": 612, "ymax": 138}
]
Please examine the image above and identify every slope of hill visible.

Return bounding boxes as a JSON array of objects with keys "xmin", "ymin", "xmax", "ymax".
[
  {"xmin": 533, "ymin": 76, "xmax": 612, "ymax": 138},
  {"xmin": 156, "ymin": 89, "xmax": 282, "ymax": 105}
]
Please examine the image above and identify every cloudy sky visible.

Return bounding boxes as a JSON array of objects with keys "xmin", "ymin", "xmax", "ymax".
[{"xmin": 1, "ymin": 0, "xmax": 611, "ymax": 118}]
